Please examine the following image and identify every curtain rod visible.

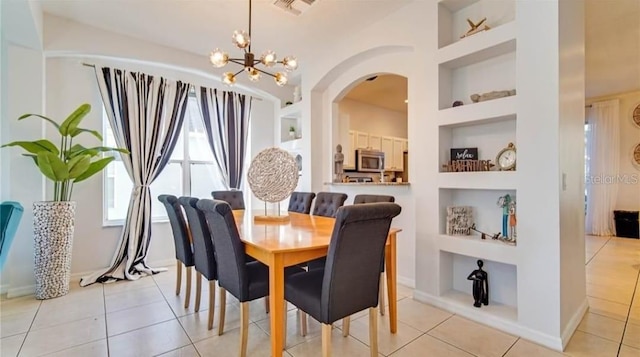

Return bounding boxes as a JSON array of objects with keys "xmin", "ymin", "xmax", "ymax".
[{"xmin": 82, "ymin": 62, "xmax": 263, "ymax": 101}]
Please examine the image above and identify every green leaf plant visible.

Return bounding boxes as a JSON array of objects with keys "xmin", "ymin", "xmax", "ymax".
[{"xmin": 2, "ymin": 103, "xmax": 129, "ymax": 201}]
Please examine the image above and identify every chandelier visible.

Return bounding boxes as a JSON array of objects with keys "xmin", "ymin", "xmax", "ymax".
[{"xmin": 209, "ymin": 0, "xmax": 298, "ymax": 86}]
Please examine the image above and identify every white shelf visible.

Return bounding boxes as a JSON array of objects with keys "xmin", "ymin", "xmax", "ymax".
[
  {"xmin": 437, "ymin": 21, "xmax": 516, "ymax": 69},
  {"xmin": 280, "ymin": 101, "xmax": 302, "ymax": 118},
  {"xmin": 438, "ymin": 96, "xmax": 516, "ymax": 128},
  {"xmin": 438, "ymin": 234, "xmax": 517, "ymax": 265},
  {"xmin": 439, "ymin": 289, "xmax": 518, "ymax": 322},
  {"xmin": 438, "ymin": 0, "xmax": 481, "ymax": 13},
  {"xmin": 438, "ymin": 171, "xmax": 516, "ymax": 189},
  {"xmin": 279, "ymin": 138, "xmax": 302, "ymax": 152}
]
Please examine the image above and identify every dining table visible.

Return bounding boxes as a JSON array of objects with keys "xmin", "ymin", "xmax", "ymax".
[{"xmin": 232, "ymin": 210, "xmax": 402, "ymax": 357}]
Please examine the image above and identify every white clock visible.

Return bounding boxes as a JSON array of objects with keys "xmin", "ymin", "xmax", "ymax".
[{"xmin": 496, "ymin": 143, "xmax": 516, "ymax": 171}]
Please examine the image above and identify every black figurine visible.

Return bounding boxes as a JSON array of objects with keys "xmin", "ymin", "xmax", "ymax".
[
  {"xmin": 452, "ymin": 100, "xmax": 464, "ymax": 107},
  {"xmin": 467, "ymin": 259, "xmax": 489, "ymax": 308}
]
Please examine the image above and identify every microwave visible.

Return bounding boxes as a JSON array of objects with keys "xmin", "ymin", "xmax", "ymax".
[{"xmin": 356, "ymin": 149, "xmax": 385, "ymax": 172}]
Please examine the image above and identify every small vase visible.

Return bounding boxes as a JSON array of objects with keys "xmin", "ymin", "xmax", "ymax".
[
  {"xmin": 33, "ymin": 201, "xmax": 76, "ymax": 299},
  {"xmin": 289, "ymin": 131, "xmax": 295, "ymax": 138}
]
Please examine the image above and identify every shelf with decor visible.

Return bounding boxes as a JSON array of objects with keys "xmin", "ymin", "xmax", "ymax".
[
  {"xmin": 437, "ymin": 21, "xmax": 516, "ymax": 68},
  {"xmin": 437, "ymin": 171, "xmax": 516, "ymax": 189},
  {"xmin": 438, "ymin": 95, "xmax": 516, "ymax": 128},
  {"xmin": 437, "ymin": 234, "xmax": 517, "ymax": 265}
]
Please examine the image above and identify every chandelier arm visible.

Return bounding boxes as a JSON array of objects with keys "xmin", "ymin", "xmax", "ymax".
[
  {"xmin": 233, "ymin": 68, "xmax": 246, "ymax": 76},
  {"xmin": 253, "ymin": 67, "xmax": 276, "ymax": 78},
  {"xmin": 248, "ymin": 0, "xmax": 252, "ymax": 53},
  {"xmin": 228, "ymin": 59, "xmax": 246, "ymax": 65}
]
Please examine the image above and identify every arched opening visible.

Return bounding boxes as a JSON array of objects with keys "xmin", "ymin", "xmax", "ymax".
[{"xmin": 332, "ymin": 74, "xmax": 409, "ymax": 183}]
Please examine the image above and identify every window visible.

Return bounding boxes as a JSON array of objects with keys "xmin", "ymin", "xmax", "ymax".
[{"xmin": 103, "ymin": 96, "xmax": 228, "ymax": 224}]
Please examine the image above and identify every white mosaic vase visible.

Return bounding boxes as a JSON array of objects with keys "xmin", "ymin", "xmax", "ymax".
[{"xmin": 33, "ymin": 201, "xmax": 76, "ymax": 300}]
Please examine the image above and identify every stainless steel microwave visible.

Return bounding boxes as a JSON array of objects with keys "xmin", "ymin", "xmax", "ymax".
[{"xmin": 356, "ymin": 149, "xmax": 385, "ymax": 172}]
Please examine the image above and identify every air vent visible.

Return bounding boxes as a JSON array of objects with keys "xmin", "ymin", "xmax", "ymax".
[{"xmin": 272, "ymin": 0, "xmax": 316, "ymax": 16}]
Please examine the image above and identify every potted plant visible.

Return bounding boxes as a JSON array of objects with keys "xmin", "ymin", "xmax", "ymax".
[
  {"xmin": 2, "ymin": 103, "xmax": 128, "ymax": 299},
  {"xmin": 289, "ymin": 125, "xmax": 296, "ymax": 139}
]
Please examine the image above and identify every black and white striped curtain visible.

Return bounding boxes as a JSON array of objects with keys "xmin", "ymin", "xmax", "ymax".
[
  {"xmin": 196, "ymin": 87, "xmax": 252, "ymax": 190},
  {"xmin": 80, "ymin": 67, "xmax": 190, "ymax": 286}
]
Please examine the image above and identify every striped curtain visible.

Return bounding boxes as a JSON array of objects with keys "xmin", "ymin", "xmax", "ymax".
[
  {"xmin": 80, "ymin": 67, "xmax": 190, "ymax": 286},
  {"xmin": 196, "ymin": 87, "xmax": 252, "ymax": 190}
]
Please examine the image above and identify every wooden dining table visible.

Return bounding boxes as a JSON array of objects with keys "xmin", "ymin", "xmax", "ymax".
[{"xmin": 231, "ymin": 210, "xmax": 402, "ymax": 357}]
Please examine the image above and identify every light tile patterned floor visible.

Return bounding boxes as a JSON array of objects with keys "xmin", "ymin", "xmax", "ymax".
[{"xmin": 1, "ymin": 235, "xmax": 639, "ymax": 356}]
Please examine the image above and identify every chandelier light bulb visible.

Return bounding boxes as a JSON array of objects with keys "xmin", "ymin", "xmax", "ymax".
[
  {"xmin": 209, "ymin": 49, "xmax": 229, "ymax": 68},
  {"xmin": 222, "ymin": 72, "xmax": 236, "ymax": 86},
  {"xmin": 274, "ymin": 72, "xmax": 288, "ymax": 87},
  {"xmin": 261, "ymin": 50, "xmax": 277, "ymax": 67},
  {"xmin": 232, "ymin": 30, "xmax": 250, "ymax": 49},
  {"xmin": 282, "ymin": 56, "xmax": 298, "ymax": 72},
  {"xmin": 247, "ymin": 68, "xmax": 261, "ymax": 82}
]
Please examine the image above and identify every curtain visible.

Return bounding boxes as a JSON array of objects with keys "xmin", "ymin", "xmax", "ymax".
[
  {"xmin": 80, "ymin": 67, "xmax": 190, "ymax": 286},
  {"xmin": 585, "ymin": 99, "xmax": 620, "ymax": 236},
  {"xmin": 196, "ymin": 87, "xmax": 252, "ymax": 190}
]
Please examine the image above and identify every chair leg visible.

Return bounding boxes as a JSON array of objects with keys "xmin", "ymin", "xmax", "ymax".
[
  {"xmin": 369, "ymin": 307, "xmax": 378, "ymax": 357},
  {"xmin": 239, "ymin": 302, "xmax": 249, "ymax": 357},
  {"xmin": 195, "ymin": 272, "xmax": 202, "ymax": 312},
  {"xmin": 322, "ymin": 323, "xmax": 332, "ymax": 357},
  {"xmin": 265, "ymin": 296, "xmax": 270, "ymax": 314},
  {"xmin": 184, "ymin": 266, "xmax": 192, "ymax": 308},
  {"xmin": 342, "ymin": 316, "xmax": 350, "ymax": 337},
  {"xmin": 175, "ymin": 260, "xmax": 182, "ymax": 296},
  {"xmin": 208, "ymin": 281, "xmax": 216, "ymax": 330},
  {"xmin": 218, "ymin": 287, "xmax": 227, "ymax": 335},
  {"xmin": 300, "ymin": 310, "xmax": 308, "ymax": 336},
  {"xmin": 379, "ymin": 272, "xmax": 386, "ymax": 316}
]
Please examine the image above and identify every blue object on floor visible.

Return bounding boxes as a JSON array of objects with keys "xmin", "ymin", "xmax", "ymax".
[{"xmin": 0, "ymin": 201, "xmax": 24, "ymax": 270}]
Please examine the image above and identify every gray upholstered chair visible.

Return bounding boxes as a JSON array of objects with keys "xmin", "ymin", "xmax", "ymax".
[
  {"xmin": 288, "ymin": 192, "xmax": 316, "ymax": 214},
  {"xmin": 284, "ymin": 203, "xmax": 402, "ymax": 357},
  {"xmin": 196, "ymin": 199, "xmax": 304, "ymax": 356},
  {"xmin": 353, "ymin": 193, "xmax": 396, "ymax": 316},
  {"xmin": 211, "ymin": 190, "xmax": 245, "ymax": 210},
  {"xmin": 158, "ymin": 195, "xmax": 195, "ymax": 308},
  {"xmin": 178, "ymin": 196, "xmax": 222, "ymax": 330},
  {"xmin": 312, "ymin": 192, "xmax": 348, "ymax": 217},
  {"xmin": 353, "ymin": 194, "xmax": 395, "ymax": 204}
]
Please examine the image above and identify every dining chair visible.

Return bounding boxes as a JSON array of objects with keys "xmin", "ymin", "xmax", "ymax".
[
  {"xmin": 196, "ymin": 199, "xmax": 304, "ymax": 356},
  {"xmin": 158, "ymin": 195, "xmax": 195, "ymax": 308},
  {"xmin": 312, "ymin": 192, "xmax": 348, "ymax": 217},
  {"xmin": 178, "ymin": 196, "xmax": 222, "ymax": 330},
  {"xmin": 0, "ymin": 201, "xmax": 24, "ymax": 270},
  {"xmin": 284, "ymin": 202, "xmax": 401, "ymax": 357},
  {"xmin": 353, "ymin": 194, "xmax": 395, "ymax": 204},
  {"xmin": 353, "ymin": 194, "xmax": 396, "ymax": 316},
  {"xmin": 287, "ymin": 191, "xmax": 316, "ymax": 214},
  {"xmin": 211, "ymin": 190, "xmax": 245, "ymax": 210}
]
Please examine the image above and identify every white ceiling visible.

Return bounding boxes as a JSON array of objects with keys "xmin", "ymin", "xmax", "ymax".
[
  {"xmin": 343, "ymin": 75, "xmax": 407, "ymax": 114},
  {"xmin": 35, "ymin": 0, "xmax": 640, "ymax": 101}
]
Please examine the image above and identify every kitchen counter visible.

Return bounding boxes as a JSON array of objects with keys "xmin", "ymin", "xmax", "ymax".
[{"xmin": 324, "ymin": 182, "xmax": 410, "ymax": 186}]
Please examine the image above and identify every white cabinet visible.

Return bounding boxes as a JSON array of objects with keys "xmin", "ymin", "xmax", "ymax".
[
  {"xmin": 393, "ymin": 138, "xmax": 406, "ymax": 171},
  {"xmin": 344, "ymin": 130, "xmax": 356, "ymax": 169},
  {"xmin": 381, "ymin": 137, "xmax": 394, "ymax": 170},
  {"xmin": 368, "ymin": 134, "xmax": 382, "ymax": 151},
  {"xmin": 355, "ymin": 131, "xmax": 369, "ymax": 149}
]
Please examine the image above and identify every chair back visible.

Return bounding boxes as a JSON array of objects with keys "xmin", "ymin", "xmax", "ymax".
[
  {"xmin": 158, "ymin": 195, "xmax": 194, "ymax": 267},
  {"xmin": 321, "ymin": 202, "xmax": 401, "ymax": 323},
  {"xmin": 288, "ymin": 192, "xmax": 316, "ymax": 214},
  {"xmin": 197, "ymin": 199, "xmax": 248, "ymax": 300},
  {"xmin": 353, "ymin": 194, "xmax": 395, "ymax": 204},
  {"xmin": 178, "ymin": 197, "xmax": 217, "ymax": 281},
  {"xmin": 312, "ymin": 192, "xmax": 348, "ymax": 217},
  {"xmin": 211, "ymin": 190, "xmax": 245, "ymax": 210},
  {"xmin": 0, "ymin": 201, "xmax": 24, "ymax": 270}
]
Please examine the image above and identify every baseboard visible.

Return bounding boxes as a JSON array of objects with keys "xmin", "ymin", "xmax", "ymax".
[
  {"xmin": 561, "ymin": 298, "xmax": 589, "ymax": 350},
  {"xmin": 7, "ymin": 284, "xmax": 35, "ymax": 298},
  {"xmin": 396, "ymin": 276, "xmax": 415, "ymax": 288},
  {"xmin": 413, "ymin": 289, "xmax": 564, "ymax": 352}
]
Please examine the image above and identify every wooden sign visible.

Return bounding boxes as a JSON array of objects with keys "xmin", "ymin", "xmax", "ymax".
[{"xmin": 451, "ymin": 148, "xmax": 478, "ymax": 162}]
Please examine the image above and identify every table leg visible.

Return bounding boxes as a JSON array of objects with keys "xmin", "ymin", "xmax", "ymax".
[
  {"xmin": 269, "ymin": 254, "xmax": 285, "ymax": 357},
  {"xmin": 385, "ymin": 233, "xmax": 398, "ymax": 333}
]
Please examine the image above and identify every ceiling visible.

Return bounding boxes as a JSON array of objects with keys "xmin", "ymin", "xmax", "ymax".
[
  {"xmin": 343, "ymin": 75, "xmax": 407, "ymax": 114},
  {"xmin": 34, "ymin": 0, "xmax": 640, "ymax": 101}
]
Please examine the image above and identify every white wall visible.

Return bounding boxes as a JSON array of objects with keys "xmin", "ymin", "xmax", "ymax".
[
  {"xmin": 587, "ymin": 90, "xmax": 640, "ymax": 212},
  {"xmin": 338, "ymin": 98, "xmax": 407, "ymax": 139}
]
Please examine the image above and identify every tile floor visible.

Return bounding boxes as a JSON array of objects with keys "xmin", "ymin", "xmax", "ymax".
[{"xmin": 1, "ymin": 235, "xmax": 639, "ymax": 356}]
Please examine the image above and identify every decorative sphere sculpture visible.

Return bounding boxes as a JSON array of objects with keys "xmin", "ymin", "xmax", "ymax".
[{"xmin": 248, "ymin": 147, "xmax": 299, "ymax": 203}]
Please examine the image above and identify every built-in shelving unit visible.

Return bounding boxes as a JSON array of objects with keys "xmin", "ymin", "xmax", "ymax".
[
  {"xmin": 279, "ymin": 101, "xmax": 303, "ymax": 144},
  {"xmin": 428, "ymin": 0, "xmax": 520, "ymax": 338}
]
